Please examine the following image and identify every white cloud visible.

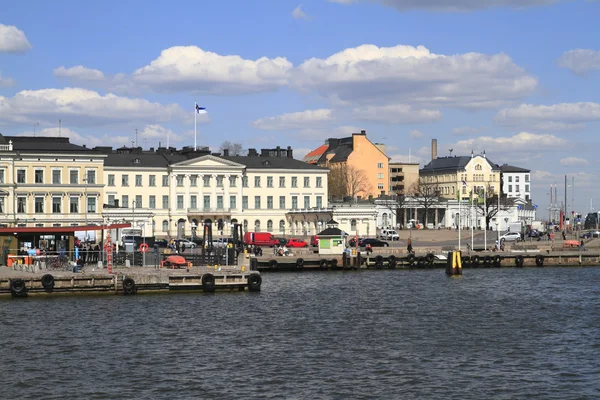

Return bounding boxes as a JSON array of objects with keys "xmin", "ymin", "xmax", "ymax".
[
  {"xmin": 292, "ymin": 5, "xmax": 310, "ymax": 20},
  {"xmin": 329, "ymin": 0, "xmax": 558, "ymax": 12},
  {"xmin": 495, "ymin": 102, "xmax": 600, "ymax": 129},
  {"xmin": 408, "ymin": 129, "xmax": 424, "ymax": 139},
  {"xmin": 388, "ymin": 153, "xmax": 425, "ymax": 165},
  {"xmin": 450, "ymin": 132, "xmax": 569, "ymax": 155},
  {"xmin": 294, "ymin": 125, "xmax": 361, "ymax": 140},
  {"xmin": 0, "ymin": 24, "xmax": 31, "ymax": 52},
  {"xmin": 0, "ymin": 87, "xmax": 187, "ymax": 127},
  {"xmin": 452, "ymin": 126, "xmax": 486, "ymax": 136},
  {"xmin": 558, "ymin": 49, "xmax": 600, "ymax": 75},
  {"xmin": 132, "ymin": 46, "xmax": 293, "ymax": 94},
  {"xmin": 18, "ymin": 127, "xmax": 133, "ymax": 148},
  {"xmin": 0, "ymin": 72, "xmax": 15, "ymax": 87},
  {"xmin": 294, "ymin": 44, "xmax": 537, "ymax": 109},
  {"xmin": 54, "ymin": 65, "xmax": 106, "ymax": 81},
  {"xmin": 352, "ymin": 104, "xmax": 441, "ymax": 124},
  {"xmin": 560, "ymin": 157, "xmax": 589, "ymax": 166},
  {"xmin": 139, "ymin": 124, "xmax": 186, "ymax": 143},
  {"xmin": 253, "ymin": 109, "xmax": 333, "ymax": 130}
]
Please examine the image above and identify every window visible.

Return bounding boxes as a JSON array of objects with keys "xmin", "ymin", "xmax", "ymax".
[
  {"xmin": 203, "ymin": 175, "xmax": 211, "ymax": 187},
  {"xmin": 291, "ymin": 177, "xmax": 298, "ymax": 188},
  {"xmin": 515, "ymin": 176, "xmax": 520, "ymax": 183},
  {"xmin": 149, "ymin": 195, "xmax": 156, "ymax": 209},
  {"xmin": 136, "ymin": 175, "xmax": 143, "ymax": 187},
  {"xmin": 377, "ymin": 173, "xmax": 384, "ymax": 179},
  {"xmin": 279, "ymin": 220, "xmax": 285, "ymax": 234},
  {"xmin": 190, "ymin": 175, "xmax": 197, "ymax": 187},
  {"xmin": 177, "ymin": 195, "xmax": 184, "ymax": 209},
  {"xmin": 508, "ymin": 176, "xmax": 512, "ymax": 182},
  {"xmin": 525, "ymin": 184, "xmax": 530, "ymax": 193},
  {"xmin": 108, "ymin": 174, "xmax": 115, "ymax": 186},
  {"xmin": 35, "ymin": 197, "xmax": 44, "ymax": 213},
  {"xmin": 162, "ymin": 195, "xmax": 169, "ymax": 209},
  {"xmin": 135, "ymin": 195, "xmax": 142, "ymax": 208},
  {"xmin": 267, "ymin": 196, "xmax": 273, "ymax": 209},
  {"xmin": 17, "ymin": 169, "xmax": 26, "ymax": 183},
  {"xmin": 190, "ymin": 195, "xmax": 197, "ymax": 209},
  {"xmin": 35, "ymin": 170, "xmax": 44, "ymax": 184},
  {"xmin": 316, "ymin": 177, "xmax": 322, "ymax": 188},
  {"xmin": 17, "ymin": 196, "xmax": 26, "ymax": 213},
  {"xmin": 254, "ymin": 196, "xmax": 261, "ymax": 209},
  {"xmin": 254, "ymin": 176, "xmax": 261, "ymax": 187},
  {"xmin": 70, "ymin": 170, "xmax": 78, "ymax": 184},
  {"xmin": 316, "ymin": 196, "xmax": 322, "ymax": 208},
  {"xmin": 242, "ymin": 176, "xmax": 248, "ymax": 187},
  {"xmin": 216, "ymin": 176, "xmax": 223, "ymax": 187},
  {"xmin": 267, "ymin": 220, "xmax": 273, "ymax": 232},
  {"xmin": 52, "ymin": 170, "xmax": 61, "ymax": 184},
  {"xmin": 279, "ymin": 196, "xmax": 286, "ymax": 209},
  {"xmin": 292, "ymin": 196, "xmax": 298, "ymax": 209},
  {"xmin": 162, "ymin": 175, "xmax": 169, "ymax": 187},
  {"xmin": 378, "ymin": 183, "xmax": 384, "ymax": 190},
  {"xmin": 304, "ymin": 196, "xmax": 310, "ymax": 209},
  {"xmin": 267, "ymin": 176, "xmax": 273, "ymax": 188},
  {"xmin": 279, "ymin": 176, "xmax": 285, "ymax": 188},
  {"xmin": 0, "ymin": 197, "xmax": 4, "ymax": 213},
  {"xmin": 242, "ymin": 196, "xmax": 248, "ymax": 210},
  {"xmin": 229, "ymin": 176, "xmax": 236, "ymax": 187},
  {"xmin": 516, "ymin": 185, "xmax": 520, "ymax": 192},
  {"xmin": 254, "ymin": 220, "xmax": 261, "ymax": 232},
  {"xmin": 149, "ymin": 175, "xmax": 156, "ymax": 187},
  {"xmin": 203, "ymin": 195, "xmax": 210, "ymax": 209},
  {"xmin": 52, "ymin": 197, "xmax": 61, "ymax": 213},
  {"xmin": 122, "ymin": 195, "xmax": 129, "ymax": 208},
  {"xmin": 217, "ymin": 195, "xmax": 224, "ymax": 209},
  {"xmin": 351, "ymin": 219, "xmax": 357, "ymax": 230},
  {"xmin": 122, "ymin": 175, "xmax": 129, "ymax": 186},
  {"xmin": 69, "ymin": 197, "xmax": 78, "ymax": 213},
  {"xmin": 475, "ymin": 164, "xmax": 482, "ymax": 170},
  {"xmin": 304, "ymin": 177, "xmax": 310, "ymax": 188},
  {"xmin": 0, "ymin": 169, "xmax": 4, "ymax": 184},
  {"xmin": 377, "ymin": 162, "xmax": 384, "ymax": 168},
  {"xmin": 87, "ymin": 170, "xmax": 96, "ymax": 184},
  {"xmin": 525, "ymin": 175, "xmax": 530, "ymax": 183},
  {"xmin": 162, "ymin": 220, "xmax": 168, "ymax": 233},
  {"xmin": 230, "ymin": 196, "xmax": 236, "ymax": 210},
  {"xmin": 176, "ymin": 175, "xmax": 183, "ymax": 187},
  {"xmin": 87, "ymin": 197, "xmax": 96, "ymax": 213},
  {"xmin": 508, "ymin": 185, "xmax": 512, "ymax": 192},
  {"xmin": 108, "ymin": 194, "xmax": 115, "ymax": 206}
]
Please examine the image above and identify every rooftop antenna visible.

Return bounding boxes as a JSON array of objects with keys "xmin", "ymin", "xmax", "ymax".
[
  {"xmin": 130, "ymin": 140, "xmax": 134, "ymax": 148},
  {"xmin": 449, "ymin": 148, "xmax": 453, "ymax": 157},
  {"xmin": 59, "ymin": 119, "xmax": 61, "ymax": 137},
  {"xmin": 135, "ymin": 128, "xmax": 138, "ymax": 147}
]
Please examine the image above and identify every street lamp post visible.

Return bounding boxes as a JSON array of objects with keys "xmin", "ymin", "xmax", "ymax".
[{"xmin": 83, "ymin": 176, "xmax": 88, "ymax": 237}]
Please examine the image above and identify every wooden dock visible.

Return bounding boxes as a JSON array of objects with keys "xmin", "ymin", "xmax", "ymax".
[{"xmin": 0, "ymin": 266, "xmax": 261, "ymax": 298}]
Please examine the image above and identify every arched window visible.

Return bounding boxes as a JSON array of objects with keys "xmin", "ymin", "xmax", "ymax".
[
  {"xmin": 254, "ymin": 220, "xmax": 261, "ymax": 232},
  {"xmin": 279, "ymin": 220, "xmax": 285, "ymax": 234},
  {"xmin": 382, "ymin": 213, "xmax": 388, "ymax": 226},
  {"xmin": 162, "ymin": 220, "xmax": 168, "ymax": 233},
  {"xmin": 243, "ymin": 219, "xmax": 248, "ymax": 232},
  {"xmin": 475, "ymin": 164, "xmax": 482, "ymax": 170},
  {"xmin": 267, "ymin": 220, "xmax": 273, "ymax": 232},
  {"xmin": 351, "ymin": 219, "xmax": 357, "ymax": 230}
]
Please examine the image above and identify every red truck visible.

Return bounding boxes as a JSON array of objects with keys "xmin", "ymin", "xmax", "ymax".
[{"xmin": 243, "ymin": 232, "xmax": 279, "ymax": 247}]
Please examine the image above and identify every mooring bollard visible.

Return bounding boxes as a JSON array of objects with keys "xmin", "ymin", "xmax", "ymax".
[{"xmin": 445, "ymin": 251, "xmax": 463, "ymax": 276}]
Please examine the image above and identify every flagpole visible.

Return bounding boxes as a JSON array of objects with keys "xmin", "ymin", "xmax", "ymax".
[
  {"xmin": 194, "ymin": 101, "xmax": 197, "ymax": 151},
  {"xmin": 458, "ymin": 190, "xmax": 461, "ymax": 251},
  {"xmin": 484, "ymin": 187, "xmax": 487, "ymax": 250},
  {"xmin": 471, "ymin": 193, "xmax": 474, "ymax": 251}
]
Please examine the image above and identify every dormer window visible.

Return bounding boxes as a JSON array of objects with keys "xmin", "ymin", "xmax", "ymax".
[
  {"xmin": 134, "ymin": 158, "xmax": 141, "ymax": 164},
  {"xmin": 263, "ymin": 160, "xmax": 270, "ymax": 166}
]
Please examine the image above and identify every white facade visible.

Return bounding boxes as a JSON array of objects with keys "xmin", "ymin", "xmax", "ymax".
[{"xmin": 501, "ymin": 169, "xmax": 531, "ymax": 202}]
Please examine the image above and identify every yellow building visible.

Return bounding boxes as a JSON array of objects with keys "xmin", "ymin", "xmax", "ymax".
[{"xmin": 304, "ymin": 130, "xmax": 389, "ymax": 199}]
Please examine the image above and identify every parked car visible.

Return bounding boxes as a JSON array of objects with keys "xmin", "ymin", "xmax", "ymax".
[
  {"xmin": 359, "ymin": 238, "xmax": 389, "ymax": 247},
  {"xmin": 243, "ymin": 232, "xmax": 279, "ymax": 247},
  {"xmin": 175, "ymin": 239, "xmax": 197, "ymax": 249},
  {"xmin": 527, "ymin": 229, "xmax": 541, "ymax": 238},
  {"xmin": 499, "ymin": 232, "xmax": 522, "ymax": 242},
  {"xmin": 155, "ymin": 239, "xmax": 169, "ymax": 247},
  {"xmin": 580, "ymin": 231, "xmax": 592, "ymax": 239},
  {"xmin": 380, "ymin": 229, "xmax": 399, "ymax": 240},
  {"xmin": 287, "ymin": 238, "xmax": 309, "ymax": 248},
  {"xmin": 274, "ymin": 237, "xmax": 288, "ymax": 246}
]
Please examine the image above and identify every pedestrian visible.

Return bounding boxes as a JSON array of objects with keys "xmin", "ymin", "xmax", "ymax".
[
  {"xmin": 562, "ymin": 231, "xmax": 566, "ymax": 241},
  {"xmin": 407, "ymin": 238, "xmax": 413, "ymax": 254},
  {"xmin": 181, "ymin": 242, "xmax": 186, "ymax": 253}
]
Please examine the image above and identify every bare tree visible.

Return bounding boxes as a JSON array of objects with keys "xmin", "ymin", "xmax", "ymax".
[
  {"xmin": 408, "ymin": 177, "xmax": 441, "ymax": 228},
  {"xmin": 473, "ymin": 184, "xmax": 515, "ymax": 230},
  {"xmin": 327, "ymin": 163, "xmax": 372, "ymax": 200},
  {"xmin": 219, "ymin": 141, "xmax": 245, "ymax": 156}
]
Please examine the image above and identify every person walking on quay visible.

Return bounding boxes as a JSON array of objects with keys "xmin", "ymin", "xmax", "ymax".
[
  {"xmin": 562, "ymin": 230, "xmax": 566, "ymax": 241},
  {"xmin": 407, "ymin": 238, "xmax": 413, "ymax": 254}
]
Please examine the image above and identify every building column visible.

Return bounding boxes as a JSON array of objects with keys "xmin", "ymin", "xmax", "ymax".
[
  {"xmin": 237, "ymin": 174, "xmax": 243, "ymax": 213},
  {"xmin": 211, "ymin": 174, "xmax": 217, "ymax": 212},
  {"xmin": 224, "ymin": 174, "xmax": 230, "ymax": 212},
  {"xmin": 434, "ymin": 208, "xmax": 438, "ymax": 227}
]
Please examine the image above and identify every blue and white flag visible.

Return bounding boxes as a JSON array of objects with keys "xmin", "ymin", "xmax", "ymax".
[
  {"xmin": 195, "ymin": 104, "xmax": 207, "ymax": 114},
  {"xmin": 461, "ymin": 180, "xmax": 467, "ymax": 186}
]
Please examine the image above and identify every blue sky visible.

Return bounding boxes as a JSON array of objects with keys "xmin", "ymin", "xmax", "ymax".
[{"xmin": 1, "ymin": 0, "xmax": 600, "ymax": 214}]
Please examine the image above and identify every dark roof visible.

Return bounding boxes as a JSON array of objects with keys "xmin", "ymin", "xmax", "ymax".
[
  {"xmin": 103, "ymin": 152, "xmax": 184, "ymax": 168},
  {"xmin": 421, "ymin": 156, "xmax": 499, "ymax": 174},
  {"xmin": 317, "ymin": 227, "xmax": 344, "ymax": 236},
  {"xmin": 317, "ymin": 136, "xmax": 354, "ymax": 164},
  {"xmin": 498, "ymin": 164, "xmax": 530, "ymax": 173},
  {"xmin": 1, "ymin": 135, "xmax": 97, "ymax": 153},
  {"xmin": 220, "ymin": 155, "xmax": 326, "ymax": 170},
  {"xmin": 326, "ymin": 219, "xmax": 339, "ymax": 225}
]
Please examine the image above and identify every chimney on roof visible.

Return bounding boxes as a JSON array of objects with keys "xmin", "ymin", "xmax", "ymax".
[
  {"xmin": 360, "ymin": 130, "xmax": 366, "ymax": 135},
  {"xmin": 276, "ymin": 146, "xmax": 281, "ymax": 157},
  {"xmin": 431, "ymin": 139, "xmax": 437, "ymax": 161},
  {"xmin": 83, "ymin": 144, "xmax": 87, "ymax": 148},
  {"xmin": 287, "ymin": 146, "xmax": 293, "ymax": 158},
  {"xmin": 248, "ymin": 148, "xmax": 257, "ymax": 156},
  {"xmin": 483, "ymin": 149, "xmax": 486, "ymax": 159},
  {"xmin": 260, "ymin": 148, "xmax": 269, "ymax": 157},
  {"xmin": 223, "ymin": 149, "xmax": 229, "ymax": 156},
  {"xmin": 471, "ymin": 150, "xmax": 474, "ymax": 158}
]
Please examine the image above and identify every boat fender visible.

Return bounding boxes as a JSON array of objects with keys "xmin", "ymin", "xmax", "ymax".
[
  {"xmin": 319, "ymin": 259, "xmax": 328, "ymax": 269},
  {"xmin": 493, "ymin": 255, "xmax": 502, "ymax": 267},
  {"xmin": 417, "ymin": 256, "xmax": 426, "ymax": 268},
  {"xmin": 387, "ymin": 255, "xmax": 397, "ymax": 268},
  {"xmin": 330, "ymin": 259, "xmax": 338, "ymax": 268},
  {"xmin": 426, "ymin": 253, "xmax": 435, "ymax": 265},
  {"xmin": 248, "ymin": 273, "xmax": 262, "ymax": 292},
  {"xmin": 296, "ymin": 258, "xmax": 304, "ymax": 268},
  {"xmin": 461, "ymin": 256, "xmax": 471, "ymax": 268},
  {"xmin": 406, "ymin": 253, "xmax": 416, "ymax": 266},
  {"xmin": 123, "ymin": 277, "xmax": 136, "ymax": 295},
  {"xmin": 10, "ymin": 278, "xmax": 27, "ymax": 297},
  {"xmin": 269, "ymin": 259, "xmax": 278, "ymax": 269},
  {"xmin": 471, "ymin": 255, "xmax": 480, "ymax": 267},
  {"xmin": 515, "ymin": 255, "xmax": 524, "ymax": 268},
  {"xmin": 41, "ymin": 274, "xmax": 55, "ymax": 291},
  {"xmin": 374, "ymin": 255, "xmax": 384, "ymax": 268},
  {"xmin": 202, "ymin": 273, "xmax": 215, "ymax": 292},
  {"xmin": 483, "ymin": 255, "xmax": 492, "ymax": 267},
  {"xmin": 535, "ymin": 255, "xmax": 544, "ymax": 267}
]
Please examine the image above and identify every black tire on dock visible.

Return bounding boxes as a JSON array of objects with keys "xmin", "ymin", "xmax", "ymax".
[
  {"xmin": 202, "ymin": 274, "xmax": 215, "ymax": 292},
  {"xmin": 269, "ymin": 259, "xmax": 278, "ymax": 269},
  {"xmin": 41, "ymin": 274, "xmax": 55, "ymax": 291},
  {"xmin": 535, "ymin": 255, "xmax": 544, "ymax": 267},
  {"xmin": 330, "ymin": 259, "xmax": 339, "ymax": 269},
  {"xmin": 248, "ymin": 273, "xmax": 262, "ymax": 292},
  {"xmin": 123, "ymin": 277, "xmax": 136, "ymax": 295},
  {"xmin": 375, "ymin": 255, "xmax": 384, "ymax": 269},
  {"xmin": 426, "ymin": 253, "xmax": 435, "ymax": 266},
  {"xmin": 406, "ymin": 253, "xmax": 416, "ymax": 266},
  {"xmin": 387, "ymin": 255, "xmax": 397, "ymax": 269},
  {"xmin": 493, "ymin": 255, "xmax": 502, "ymax": 268},
  {"xmin": 9, "ymin": 278, "xmax": 27, "ymax": 298},
  {"xmin": 515, "ymin": 255, "xmax": 524, "ymax": 268},
  {"xmin": 417, "ymin": 256, "xmax": 426, "ymax": 268},
  {"xmin": 461, "ymin": 256, "xmax": 470, "ymax": 268},
  {"xmin": 471, "ymin": 255, "xmax": 480, "ymax": 268},
  {"xmin": 483, "ymin": 255, "xmax": 492, "ymax": 267},
  {"xmin": 296, "ymin": 258, "xmax": 304, "ymax": 269},
  {"xmin": 319, "ymin": 259, "xmax": 328, "ymax": 269}
]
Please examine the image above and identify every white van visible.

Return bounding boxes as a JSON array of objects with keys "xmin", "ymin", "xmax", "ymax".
[{"xmin": 379, "ymin": 229, "xmax": 399, "ymax": 240}]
